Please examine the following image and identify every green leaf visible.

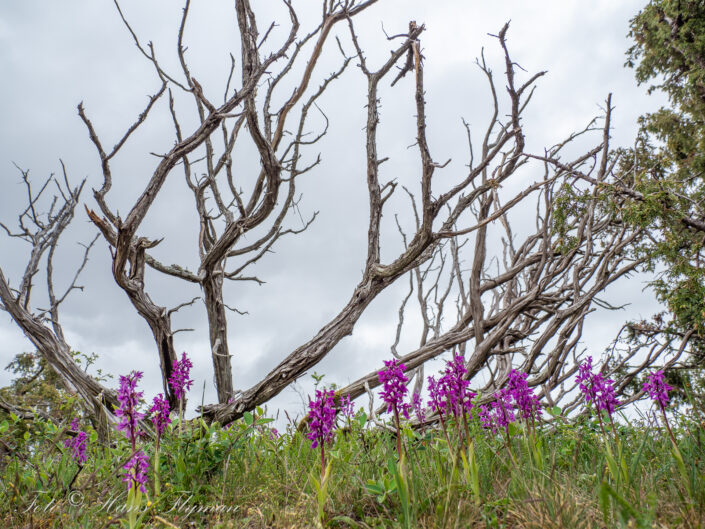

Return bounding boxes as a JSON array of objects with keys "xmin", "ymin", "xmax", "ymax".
[
  {"xmin": 599, "ymin": 480, "xmax": 646, "ymax": 527},
  {"xmin": 175, "ymin": 453, "xmax": 187, "ymax": 477},
  {"xmin": 0, "ymin": 420, "xmax": 8, "ymax": 434},
  {"xmin": 390, "ymin": 455, "xmax": 412, "ymax": 528},
  {"xmin": 671, "ymin": 444, "xmax": 693, "ymax": 498},
  {"xmin": 603, "ymin": 443, "xmax": 620, "ymax": 483},
  {"xmin": 386, "ymin": 457, "xmax": 397, "ymax": 473},
  {"xmin": 330, "ymin": 515, "xmax": 364, "ymax": 528},
  {"xmin": 365, "ymin": 481, "xmax": 384, "ymax": 495},
  {"xmin": 598, "ymin": 481, "xmax": 610, "ymax": 525},
  {"xmin": 243, "ymin": 411, "xmax": 254, "ymax": 426}
]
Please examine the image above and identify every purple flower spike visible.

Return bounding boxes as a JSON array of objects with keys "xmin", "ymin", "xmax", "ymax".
[
  {"xmin": 122, "ymin": 450, "xmax": 150, "ymax": 493},
  {"xmin": 115, "ymin": 371, "xmax": 145, "ymax": 449},
  {"xmin": 306, "ymin": 389, "xmax": 337, "ymax": 449},
  {"xmin": 340, "ymin": 394, "xmax": 355, "ymax": 419},
  {"xmin": 427, "ymin": 354, "xmax": 476, "ymax": 421},
  {"xmin": 63, "ymin": 426, "xmax": 88, "ymax": 465},
  {"xmin": 427, "ymin": 376, "xmax": 446, "ymax": 417},
  {"xmin": 169, "ymin": 352, "xmax": 194, "ymax": 400},
  {"xmin": 576, "ymin": 357, "xmax": 597, "ymax": 402},
  {"xmin": 412, "ymin": 392, "xmax": 426, "ymax": 423},
  {"xmin": 479, "ymin": 389, "xmax": 516, "ymax": 435},
  {"xmin": 149, "ymin": 393, "xmax": 171, "ymax": 437},
  {"xmin": 575, "ymin": 357, "xmax": 619, "ymax": 417},
  {"xmin": 643, "ymin": 370, "xmax": 672, "ymax": 409},
  {"xmin": 478, "ymin": 404, "xmax": 494, "ymax": 432},
  {"xmin": 491, "ymin": 388, "xmax": 516, "ymax": 430},
  {"xmin": 595, "ymin": 375, "xmax": 619, "ymax": 415},
  {"xmin": 507, "ymin": 369, "xmax": 541, "ymax": 421},
  {"xmin": 378, "ymin": 359, "xmax": 411, "ymax": 419},
  {"xmin": 442, "ymin": 354, "xmax": 476, "ymax": 418}
]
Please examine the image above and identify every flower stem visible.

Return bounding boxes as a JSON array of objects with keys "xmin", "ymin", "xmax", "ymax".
[
  {"xmin": 504, "ymin": 426, "xmax": 517, "ymax": 467},
  {"xmin": 462, "ymin": 411, "xmax": 470, "ymax": 451},
  {"xmin": 393, "ymin": 406, "xmax": 403, "ymax": 460},
  {"xmin": 67, "ymin": 464, "xmax": 83, "ymax": 491},
  {"xmin": 608, "ymin": 413, "xmax": 619, "ymax": 445},
  {"xmin": 179, "ymin": 399, "xmax": 184, "ymax": 436},
  {"xmin": 659, "ymin": 404, "xmax": 678, "ymax": 448},
  {"xmin": 154, "ymin": 437, "xmax": 161, "ymax": 497}
]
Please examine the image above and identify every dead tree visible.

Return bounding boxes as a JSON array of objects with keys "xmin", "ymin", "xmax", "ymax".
[
  {"xmin": 0, "ymin": 164, "xmax": 116, "ymax": 439},
  {"xmin": 329, "ymin": 97, "xmax": 686, "ymax": 418},
  {"xmin": 81, "ymin": 0, "xmax": 382, "ymax": 406},
  {"xmin": 200, "ymin": 22, "xmax": 658, "ymax": 424},
  {"xmin": 10, "ymin": 1, "xmax": 681, "ymax": 425}
]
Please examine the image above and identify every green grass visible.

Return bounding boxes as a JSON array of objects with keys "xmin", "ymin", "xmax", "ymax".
[{"xmin": 1, "ymin": 406, "xmax": 704, "ymax": 528}]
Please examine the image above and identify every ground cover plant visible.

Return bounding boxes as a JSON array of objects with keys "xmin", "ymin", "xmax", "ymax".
[{"xmin": 1, "ymin": 353, "xmax": 704, "ymax": 528}]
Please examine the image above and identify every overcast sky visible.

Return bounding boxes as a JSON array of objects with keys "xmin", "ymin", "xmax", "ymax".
[{"xmin": 0, "ymin": 1, "xmax": 667, "ymax": 419}]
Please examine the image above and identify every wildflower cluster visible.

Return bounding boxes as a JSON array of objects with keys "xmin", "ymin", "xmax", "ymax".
[
  {"xmin": 427, "ymin": 353, "xmax": 476, "ymax": 420},
  {"xmin": 122, "ymin": 451, "xmax": 150, "ymax": 494},
  {"xmin": 113, "ymin": 369, "xmax": 154, "ymax": 501},
  {"xmin": 428, "ymin": 377, "xmax": 446, "ymax": 418},
  {"xmin": 576, "ymin": 357, "xmax": 598, "ymax": 402},
  {"xmin": 575, "ymin": 357, "xmax": 619, "ymax": 415},
  {"xmin": 305, "ymin": 388, "xmax": 345, "ymax": 487},
  {"xmin": 149, "ymin": 393, "xmax": 171, "ymax": 437},
  {"xmin": 507, "ymin": 370, "xmax": 541, "ymax": 422},
  {"xmin": 478, "ymin": 369, "xmax": 541, "ymax": 434},
  {"xmin": 63, "ymin": 418, "xmax": 88, "ymax": 465},
  {"xmin": 478, "ymin": 404, "xmax": 492, "ymax": 431},
  {"xmin": 378, "ymin": 359, "xmax": 412, "ymax": 419},
  {"xmin": 411, "ymin": 392, "xmax": 425, "ymax": 423},
  {"xmin": 339, "ymin": 394, "xmax": 355, "ymax": 419},
  {"xmin": 479, "ymin": 388, "xmax": 516, "ymax": 434},
  {"xmin": 306, "ymin": 389, "xmax": 337, "ymax": 450},
  {"xmin": 115, "ymin": 371, "xmax": 145, "ymax": 449},
  {"xmin": 643, "ymin": 370, "xmax": 672, "ymax": 409},
  {"xmin": 643, "ymin": 369, "xmax": 680, "ymax": 450},
  {"xmin": 169, "ymin": 352, "xmax": 194, "ymax": 400}
]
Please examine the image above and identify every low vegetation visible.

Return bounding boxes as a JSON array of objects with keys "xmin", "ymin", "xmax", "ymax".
[{"xmin": 2, "ymin": 354, "xmax": 703, "ymax": 529}]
